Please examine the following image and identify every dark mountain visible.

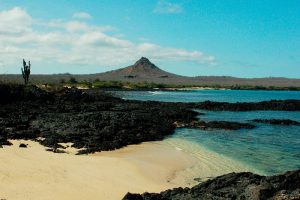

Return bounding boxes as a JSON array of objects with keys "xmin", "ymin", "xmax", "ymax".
[{"xmin": 100, "ymin": 57, "xmax": 181, "ymax": 79}]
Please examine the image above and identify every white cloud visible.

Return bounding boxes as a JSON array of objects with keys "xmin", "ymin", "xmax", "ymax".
[
  {"xmin": 154, "ymin": 0, "xmax": 182, "ymax": 14},
  {"xmin": 65, "ymin": 21, "xmax": 115, "ymax": 32},
  {"xmin": 0, "ymin": 7, "xmax": 215, "ymax": 73},
  {"xmin": 43, "ymin": 19, "xmax": 115, "ymax": 33},
  {"xmin": 0, "ymin": 7, "xmax": 32, "ymax": 34},
  {"xmin": 72, "ymin": 12, "xmax": 92, "ymax": 19}
]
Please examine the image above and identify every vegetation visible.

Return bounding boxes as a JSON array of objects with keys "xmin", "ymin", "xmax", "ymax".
[
  {"xmin": 93, "ymin": 80, "xmax": 123, "ymax": 88},
  {"xmin": 21, "ymin": 59, "xmax": 31, "ymax": 85},
  {"xmin": 226, "ymin": 85, "xmax": 300, "ymax": 91},
  {"xmin": 69, "ymin": 77, "xmax": 77, "ymax": 84},
  {"xmin": 51, "ymin": 80, "xmax": 300, "ymax": 91}
]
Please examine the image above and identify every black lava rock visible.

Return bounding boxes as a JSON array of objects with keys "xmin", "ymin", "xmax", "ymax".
[
  {"xmin": 191, "ymin": 100, "xmax": 300, "ymax": 111},
  {"xmin": 0, "ymin": 128, "xmax": 12, "ymax": 147},
  {"xmin": 123, "ymin": 170, "xmax": 300, "ymax": 200},
  {"xmin": 179, "ymin": 120, "xmax": 255, "ymax": 130},
  {"xmin": 251, "ymin": 119, "xmax": 300, "ymax": 126},
  {"xmin": 0, "ymin": 85, "xmax": 197, "ymax": 153},
  {"xmin": 19, "ymin": 143, "xmax": 27, "ymax": 148},
  {"xmin": 1, "ymin": 84, "xmax": 299, "ymax": 154}
]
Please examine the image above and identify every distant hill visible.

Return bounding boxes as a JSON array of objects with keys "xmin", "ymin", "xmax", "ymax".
[
  {"xmin": 97, "ymin": 57, "xmax": 185, "ymax": 81},
  {"xmin": 101, "ymin": 57, "xmax": 179, "ymax": 78},
  {"xmin": 0, "ymin": 57, "xmax": 300, "ymax": 87}
]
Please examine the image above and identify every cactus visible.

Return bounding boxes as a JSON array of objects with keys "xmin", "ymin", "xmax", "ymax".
[{"xmin": 21, "ymin": 59, "xmax": 31, "ymax": 85}]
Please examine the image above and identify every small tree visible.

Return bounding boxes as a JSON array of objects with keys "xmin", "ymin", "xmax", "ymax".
[
  {"xmin": 60, "ymin": 78, "xmax": 66, "ymax": 84},
  {"xmin": 21, "ymin": 59, "xmax": 31, "ymax": 85},
  {"xmin": 69, "ymin": 77, "xmax": 77, "ymax": 84}
]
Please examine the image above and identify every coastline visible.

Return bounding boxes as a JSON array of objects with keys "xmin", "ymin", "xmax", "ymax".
[
  {"xmin": 0, "ymin": 140, "xmax": 195, "ymax": 200},
  {"xmin": 163, "ymin": 86, "xmax": 228, "ymax": 91},
  {"xmin": 0, "ymin": 139, "xmax": 254, "ymax": 200},
  {"xmin": 162, "ymin": 137, "xmax": 263, "ymax": 181}
]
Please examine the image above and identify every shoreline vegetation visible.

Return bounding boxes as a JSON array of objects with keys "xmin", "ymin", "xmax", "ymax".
[
  {"xmin": 38, "ymin": 79, "xmax": 300, "ymax": 91},
  {"xmin": 2, "ymin": 77, "xmax": 300, "ymax": 91},
  {"xmin": 0, "ymin": 84, "xmax": 299, "ymax": 199}
]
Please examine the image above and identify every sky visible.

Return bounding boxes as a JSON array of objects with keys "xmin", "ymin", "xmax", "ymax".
[{"xmin": 0, "ymin": 0, "xmax": 299, "ymax": 78}]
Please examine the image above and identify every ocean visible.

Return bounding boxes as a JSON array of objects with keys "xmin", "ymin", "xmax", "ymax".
[{"xmin": 117, "ymin": 89, "xmax": 300, "ymax": 175}]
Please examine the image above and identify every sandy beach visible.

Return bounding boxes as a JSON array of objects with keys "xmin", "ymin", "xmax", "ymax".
[{"xmin": 0, "ymin": 139, "xmax": 251, "ymax": 200}]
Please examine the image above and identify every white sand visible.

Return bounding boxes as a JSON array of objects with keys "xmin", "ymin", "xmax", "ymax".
[
  {"xmin": 0, "ymin": 139, "xmax": 253, "ymax": 200},
  {"xmin": 0, "ymin": 140, "xmax": 196, "ymax": 200}
]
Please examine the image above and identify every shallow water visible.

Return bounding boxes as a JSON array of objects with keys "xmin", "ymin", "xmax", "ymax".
[
  {"xmin": 117, "ymin": 89, "xmax": 300, "ymax": 103},
  {"xmin": 118, "ymin": 89, "xmax": 300, "ymax": 175}
]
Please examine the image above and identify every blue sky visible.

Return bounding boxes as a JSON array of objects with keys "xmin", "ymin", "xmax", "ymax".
[{"xmin": 0, "ymin": 0, "xmax": 299, "ymax": 78}]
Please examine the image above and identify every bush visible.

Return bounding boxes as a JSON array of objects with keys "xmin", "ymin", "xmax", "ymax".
[{"xmin": 69, "ymin": 77, "xmax": 77, "ymax": 84}]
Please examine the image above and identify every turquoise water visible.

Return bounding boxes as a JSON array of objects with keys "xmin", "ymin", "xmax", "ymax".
[
  {"xmin": 174, "ymin": 111, "xmax": 300, "ymax": 175},
  {"xmin": 118, "ymin": 90, "xmax": 300, "ymax": 175},
  {"xmin": 117, "ymin": 89, "xmax": 300, "ymax": 102}
]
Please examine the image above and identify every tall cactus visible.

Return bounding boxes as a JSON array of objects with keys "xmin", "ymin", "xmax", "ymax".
[{"xmin": 21, "ymin": 59, "xmax": 31, "ymax": 85}]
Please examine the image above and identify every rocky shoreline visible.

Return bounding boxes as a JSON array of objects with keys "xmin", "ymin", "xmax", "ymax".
[
  {"xmin": 251, "ymin": 119, "xmax": 300, "ymax": 126},
  {"xmin": 176, "ymin": 120, "xmax": 256, "ymax": 130},
  {"xmin": 123, "ymin": 170, "xmax": 300, "ymax": 200},
  {"xmin": 1, "ymin": 84, "xmax": 300, "ymax": 199},
  {"xmin": 1, "ymin": 84, "xmax": 300, "ymax": 153},
  {"xmin": 0, "ymin": 84, "xmax": 197, "ymax": 153},
  {"xmin": 189, "ymin": 100, "xmax": 300, "ymax": 111}
]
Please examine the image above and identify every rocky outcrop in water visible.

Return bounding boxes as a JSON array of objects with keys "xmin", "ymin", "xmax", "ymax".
[
  {"xmin": 123, "ymin": 170, "xmax": 300, "ymax": 200},
  {"xmin": 191, "ymin": 100, "xmax": 300, "ymax": 111},
  {"xmin": 251, "ymin": 119, "xmax": 300, "ymax": 126},
  {"xmin": 177, "ymin": 120, "xmax": 255, "ymax": 130}
]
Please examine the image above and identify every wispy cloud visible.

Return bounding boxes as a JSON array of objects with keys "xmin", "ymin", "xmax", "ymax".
[
  {"xmin": 72, "ymin": 12, "xmax": 92, "ymax": 19},
  {"xmin": 0, "ymin": 7, "xmax": 214, "ymax": 73},
  {"xmin": 154, "ymin": 0, "xmax": 182, "ymax": 14}
]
